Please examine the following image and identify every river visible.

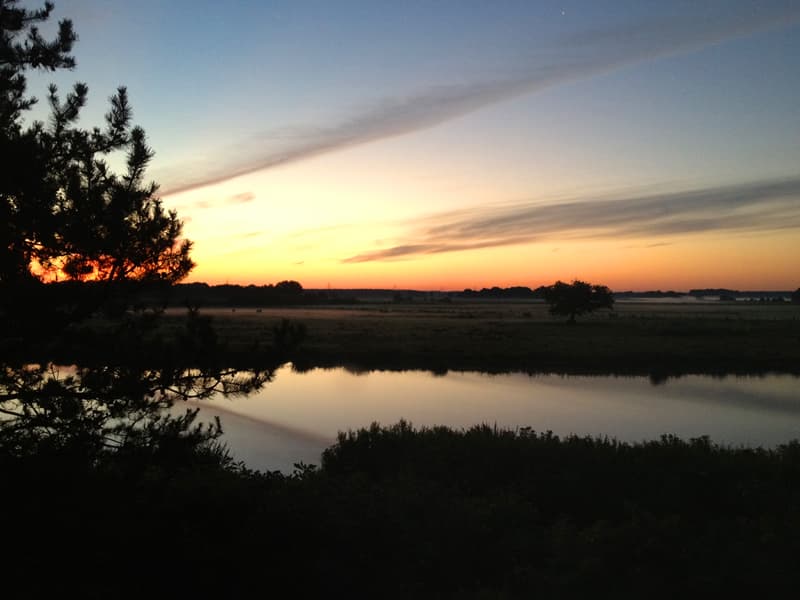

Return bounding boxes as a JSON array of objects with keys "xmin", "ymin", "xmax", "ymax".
[{"xmin": 187, "ymin": 366, "xmax": 800, "ymax": 472}]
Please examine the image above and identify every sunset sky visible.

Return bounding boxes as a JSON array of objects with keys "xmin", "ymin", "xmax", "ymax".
[{"xmin": 28, "ymin": 0, "xmax": 800, "ymax": 290}]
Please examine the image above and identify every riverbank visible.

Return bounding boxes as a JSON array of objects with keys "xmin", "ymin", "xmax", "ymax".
[{"xmin": 167, "ymin": 301, "xmax": 800, "ymax": 377}]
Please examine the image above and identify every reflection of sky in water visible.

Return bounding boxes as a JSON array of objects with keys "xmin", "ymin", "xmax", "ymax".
[{"xmin": 191, "ymin": 367, "xmax": 800, "ymax": 473}]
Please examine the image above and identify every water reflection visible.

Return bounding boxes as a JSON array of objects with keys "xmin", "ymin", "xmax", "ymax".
[
  {"xmin": 195, "ymin": 366, "xmax": 800, "ymax": 472},
  {"xmin": 5, "ymin": 362, "xmax": 797, "ymax": 474},
  {"xmin": 0, "ymin": 362, "xmax": 274, "ymax": 461}
]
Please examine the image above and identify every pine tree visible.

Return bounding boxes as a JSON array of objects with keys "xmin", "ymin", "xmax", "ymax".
[{"xmin": 1, "ymin": 0, "xmax": 193, "ymax": 286}]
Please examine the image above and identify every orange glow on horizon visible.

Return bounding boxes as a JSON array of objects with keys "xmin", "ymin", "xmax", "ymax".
[
  {"xmin": 163, "ymin": 147, "xmax": 800, "ymax": 294},
  {"xmin": 184, "ymin": 230, "xmax": 799, "ymax": 292}
]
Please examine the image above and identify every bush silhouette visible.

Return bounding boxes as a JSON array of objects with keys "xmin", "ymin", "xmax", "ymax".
[{"xmin": 543, "ymin": 279, "xmax": 614, "ymax": 323}]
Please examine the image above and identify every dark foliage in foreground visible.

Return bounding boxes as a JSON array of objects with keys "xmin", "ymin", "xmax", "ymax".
[{"xmin": 5, "ymin": 422, "xmax": 800, "ymax": 598}]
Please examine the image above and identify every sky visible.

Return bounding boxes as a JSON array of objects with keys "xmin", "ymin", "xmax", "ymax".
[{"xmin": 26, "ymin": 0, "xmax": 800, "ymax": 290}]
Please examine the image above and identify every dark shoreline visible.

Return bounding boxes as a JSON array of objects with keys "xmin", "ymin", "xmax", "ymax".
[{"xmin": 8, "ymin": 422, "xmax": 800, "ymax": 597}]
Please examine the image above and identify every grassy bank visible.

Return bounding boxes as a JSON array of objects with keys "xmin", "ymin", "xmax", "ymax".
[
  {"xmin": 7, "ymin": 422, "xmax": 800, "ymax": 598},
  {"xmin": 161, "ymin": 301, "xmax": 800, "ymax": 376}
]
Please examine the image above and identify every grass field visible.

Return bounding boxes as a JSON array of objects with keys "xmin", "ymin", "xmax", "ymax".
[{"xmin": 155, "ymin": 300, "xmax": 800, "ymax": 377}]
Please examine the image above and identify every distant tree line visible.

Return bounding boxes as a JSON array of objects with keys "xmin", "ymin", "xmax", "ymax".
[
  {"xmin": 613, "ymin": 290, "xmax": 684, "ymax": 299},
  {"xmin": 691, "ymin": 289, "xmax": 795, "ymax": 301},
  {"xmin": 12, "ymin": 280, "xmax": 793, "ymax": 316},
  {"xmin": 168, "ymin": 280, "xmax": 405, "ymax": 307},
  {"xmin": 460, "ymin": 285, "xmax": 545, "ymax": 299},
  {"xmin": 175, "ymin": 280, "xmax": 306, "ymax": 307}
]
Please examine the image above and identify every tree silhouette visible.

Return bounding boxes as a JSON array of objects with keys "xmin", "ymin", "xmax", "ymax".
[
  {"xmin": 0, "ymin": 2, "xmax": 254, "ymax": 467},
  {"xmin": 792, "ymin": 288, "xmax": 800, "ymax": 305},
  {"xmin": 1, "ymin": 0, "xmax": 193, "ymax": 286},
  {"xmin": 543, "ymin": 280, "xmax": 614, "ymax": 323}
]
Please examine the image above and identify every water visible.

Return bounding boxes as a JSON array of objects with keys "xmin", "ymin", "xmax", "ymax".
[{"xmin": 189, "ymin": 366, "xmax": 800, "ymax": 473}]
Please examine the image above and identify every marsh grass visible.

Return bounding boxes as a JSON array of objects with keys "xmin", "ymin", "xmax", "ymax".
[{"xmin": 150, "ymin": 301, "xmax": 800, "ymax": 376}]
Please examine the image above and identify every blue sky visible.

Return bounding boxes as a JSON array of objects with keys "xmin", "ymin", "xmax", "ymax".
[{"xmin": 24, "ymin": 0, "xmax": 800, "ymax": 289}]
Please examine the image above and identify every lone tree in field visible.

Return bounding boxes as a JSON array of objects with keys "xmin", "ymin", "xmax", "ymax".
[
  {"xmin": 543, "ymin": 280, "xmax": 614, "ymax": 323},
  {"xmin": 0, "ymin": 0, "xmax": 193, "ymax": 286}
]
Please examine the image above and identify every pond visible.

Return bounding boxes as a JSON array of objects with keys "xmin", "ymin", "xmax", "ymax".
[{"xmin": 190, "ymin": 366, "xmax": 800, "ymax": 473}]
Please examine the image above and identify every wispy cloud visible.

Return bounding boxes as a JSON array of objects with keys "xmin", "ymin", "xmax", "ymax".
[
  {"xmin": 226, "ymin": 192, "xmax": 256, "ymax": 205},
  {"xmin": 623, "ymin": 242, "xmax": 673, "ymax": 249},
  {"xmin": 175, "ymin": 191, "xmax": 256, "ymax": 210},
  {"xmin": 159, "ymin": 3, "xmax": 800, "ymax": 196},
  {"xmin": 342, "ymin": 176, "xmax": 800, "ymax": 263}
]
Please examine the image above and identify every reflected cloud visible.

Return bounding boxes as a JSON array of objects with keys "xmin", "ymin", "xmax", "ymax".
[
  {"xmin": 188, "ymin": 399, "xmax": 331, "ymax": 446},
  {"xmin": 159, "ymin": 4, "xmax": 799, "ymax": 196},
  {"xmin": 342, "ymin": 176, "xmax": 800, "ymax": 262}
]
